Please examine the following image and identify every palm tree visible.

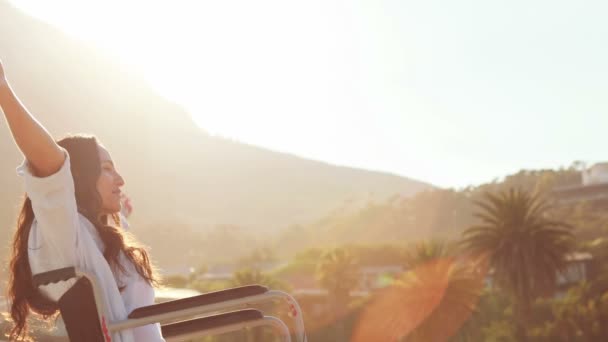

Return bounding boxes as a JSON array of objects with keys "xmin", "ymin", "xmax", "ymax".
[
  {"xmin": 316, "ymin": 247, "xmax": 360, "ymax": 316},
  {"xmin": 460, "ymin": 188, "xmax": 574, "ymax": 341},
  {"xmin": 404, "ymin": 239, "xmax": 451, "ymax": 268},
  {"xmin": 316, "ymin": 247, "xmax": 360, "ymax": 341}
]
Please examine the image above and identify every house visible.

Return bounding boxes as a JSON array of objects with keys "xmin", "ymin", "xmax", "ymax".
[
  {"xmin": 554, "ymin": 162, "xmax": 608, "ymax": 206},
  {"xmin": 582, "ymin": 163, "xmax": 608, "ymax": 185},
  {"xmin": 557, "ymin": 252, "xmax": 594, "ymax": 288}
]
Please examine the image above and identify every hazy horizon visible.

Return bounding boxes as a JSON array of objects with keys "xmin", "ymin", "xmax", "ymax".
[{"xmin": 9, "ymin": 0, "xmax": 608, "ymax": 188}]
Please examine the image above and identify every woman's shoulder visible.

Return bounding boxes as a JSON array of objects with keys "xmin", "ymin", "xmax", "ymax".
[{"xmin": 17, "ymin": 149, "xmax": 75, "ymax": 208}]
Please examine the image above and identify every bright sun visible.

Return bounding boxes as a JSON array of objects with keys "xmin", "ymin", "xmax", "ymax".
[{"xmin": 9, "ymin": 0, "xmax": 346, "ymax": 147}]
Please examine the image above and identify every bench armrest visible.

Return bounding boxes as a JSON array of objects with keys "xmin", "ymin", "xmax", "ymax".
[
  {"xmin": 32, "ymin": 267, "xmax": 77, "ymax": 287},
  {"xmin": 161, "ymin": 309, "xmax": 263, "ymax": 339},
  {"xmin": 129, "ymin": 285, "xmax": 268, "ymax": 319}
]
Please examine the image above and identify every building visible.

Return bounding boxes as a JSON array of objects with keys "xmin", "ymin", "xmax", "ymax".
[
  {"xmin": 553, "ymin": 162, "xmax": 608, "ymax": 206},
  {"xmin": 582, "ymin": 163, "xmax": 608, "ymax": 185},
  {"xmin": 557, "ymin": 252, "xmax": 594, "ymax": 288}
]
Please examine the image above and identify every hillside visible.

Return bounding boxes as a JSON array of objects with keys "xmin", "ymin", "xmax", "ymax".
[
  {"xmin": 0, "ymin": 1, "xmax": 431, "ymax": 270},
  {"xmin": 272, "ymin": 165, "xmax": 589, "ymax": 255}
]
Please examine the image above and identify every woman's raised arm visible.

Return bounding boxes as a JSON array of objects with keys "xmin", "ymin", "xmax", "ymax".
[{"xmin": 0, "ymin": 59, "xmax": 65, "ymax": 177}]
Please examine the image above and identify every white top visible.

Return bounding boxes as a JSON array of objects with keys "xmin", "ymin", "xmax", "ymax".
[{"xmin": 18, "ymin": 151, "xmax": 164, "ymax": 342}]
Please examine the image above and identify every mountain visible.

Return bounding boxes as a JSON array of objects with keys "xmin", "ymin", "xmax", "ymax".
[
  {"xmin": 0, "ymin": 1, "xmax": 431, "ymax": 269},
  {"xmin": 272, "ymin": 164, "xmax": 589, "ymax": 257}
]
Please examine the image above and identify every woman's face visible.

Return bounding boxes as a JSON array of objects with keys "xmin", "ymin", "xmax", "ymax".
[{"xmin": 96, "ymin": 144, "xmax": 125, "ymax": 214}]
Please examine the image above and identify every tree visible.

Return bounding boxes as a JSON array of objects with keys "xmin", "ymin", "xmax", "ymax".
[
  {"xmin": 316, "ymin": 247, "xmax": 360, "ymax": 316},
  {"xmin": 236, "ymin": 247, "xmax": 278, "ymax": 269},
  {"xmin": 229, "ymin": 268, "xmax": 287, "ymax": 291},
  {"xmin": 163, "ymin": 275, "xmax": 189, "ymax": 288},
  {"xmin": 314, "ymin": 247, "xmax": 360, "ymax": 341},
  {"xmin": 530, "ymin": 282, "xmax": 608, "ymax": 341},
  {"xmin": 404, "ymin": 239, "xmax": 452, "ymax": 268},
  {"xmin": 461, "ymin": 188, "xmax": 574, "ymax": 341}
]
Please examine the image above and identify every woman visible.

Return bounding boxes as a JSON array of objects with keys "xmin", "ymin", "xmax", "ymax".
[{"xmin": 0, "ymin": 60, "xmax": 164, "ymax": 341}]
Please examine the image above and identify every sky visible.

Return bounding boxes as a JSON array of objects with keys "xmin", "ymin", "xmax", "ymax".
[{"xmin": 9, "ymin": 0, "xmax": 608, "ymax": 188}]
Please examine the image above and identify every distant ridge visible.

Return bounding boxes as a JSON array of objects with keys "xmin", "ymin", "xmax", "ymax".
[{"xmin": 0, "ymin": 1, "xmax": 432, "ymax": 264}]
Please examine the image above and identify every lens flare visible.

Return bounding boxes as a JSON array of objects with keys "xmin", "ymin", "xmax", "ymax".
[{"xmin": 352, "ymin": 257, "xmax": 486, "ymax": 342}]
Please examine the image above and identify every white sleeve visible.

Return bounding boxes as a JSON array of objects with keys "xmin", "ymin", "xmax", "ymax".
[{"xmin": 17, "ymin": 149, "xmax": 79, "ymax": 266}]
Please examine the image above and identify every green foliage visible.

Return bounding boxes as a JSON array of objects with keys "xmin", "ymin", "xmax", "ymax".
[
  {"xmin": 403, "ymin": 239, "xmax": 452, "ymax": 268},
  {"xmin": 530, "ymin": 283, "xmax": 608, "ymax": 341},
  {"xmin": 349, "ymin": 244, "xmax": 406, "ymax": 266},
  {"xmin": 316, "ymin": 247, "xmax": 360, "ymax": 296},
  {"xmin": 230, "ymin": 268, "xmax": 290, "ymax": 292},
  {"xmin": 236, "ymin": 247, "xmax": 278, "ymax": 268},
  {"xmin": 273, "ymin": 258, "xmax": 317, "ymax": 278},
  {"xmin": 163, "ymin": 275, "xmax": 189, "ymax": 288},
  {"xmin": 452, "ymin": 288, "xmax": 513, "ymax": 341},
  {"xmin": 481, "ymin": 320, "xmax": 517, "ymax": 342}
]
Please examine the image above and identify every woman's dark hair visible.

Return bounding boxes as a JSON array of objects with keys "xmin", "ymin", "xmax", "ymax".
[{"xmin": 7, "ymin": 134, "xmax": 157, "ymax": 341}]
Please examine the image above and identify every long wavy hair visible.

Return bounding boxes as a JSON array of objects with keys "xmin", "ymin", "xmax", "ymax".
[{"xmin": 6, "ymin": 135, "xmax": 158, "ymax": 341}]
